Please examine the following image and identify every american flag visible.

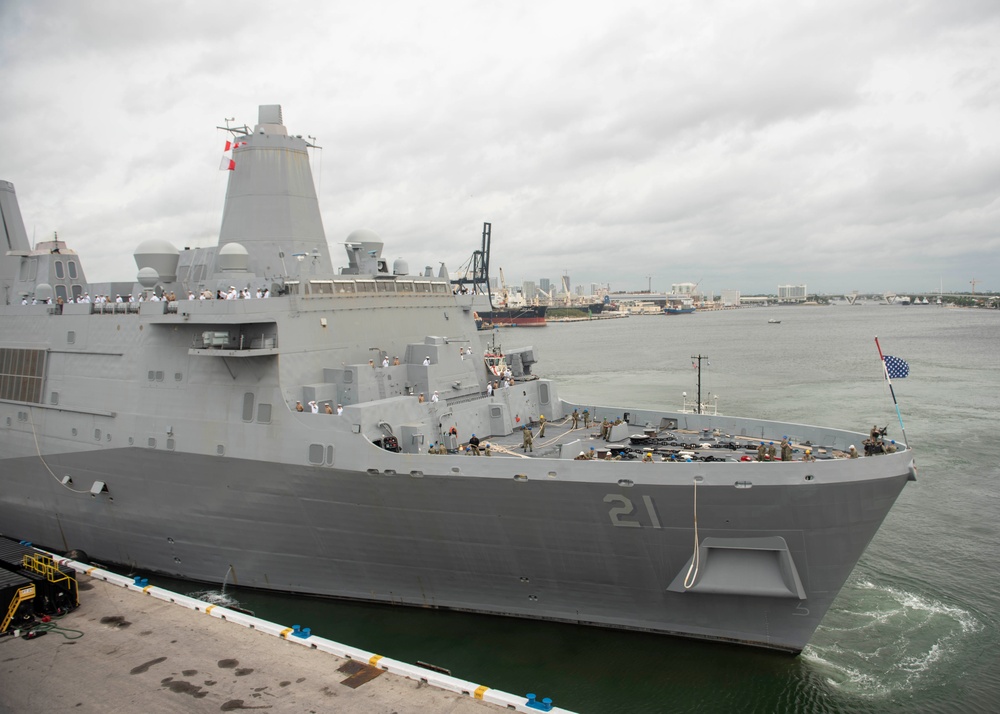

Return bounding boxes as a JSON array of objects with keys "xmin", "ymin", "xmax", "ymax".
[{"xmin": 883, "ymin": 355, "xmax": 909, "ymax": 379}]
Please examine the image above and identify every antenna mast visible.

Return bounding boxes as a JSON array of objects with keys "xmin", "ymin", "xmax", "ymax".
[{"xmin": 691, "ymin": 354, "xmax": 708, "ymax": 414}]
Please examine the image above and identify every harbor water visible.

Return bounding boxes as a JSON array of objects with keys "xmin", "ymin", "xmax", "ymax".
[{"xmin": 150, "ymin": 304, "xmax": 999, "ymax": 713}]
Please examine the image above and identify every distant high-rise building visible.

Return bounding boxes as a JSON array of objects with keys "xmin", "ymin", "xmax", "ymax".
[
  {"xmin": 561, "ymin": 275, "xmax": 571, "ymax": 294},
  {"xmin": 522, "ymin": 280, "xmax": 537, "ymax": 301},
  {"xmin": 539, "ymin": 278, "xmax": 551, "ymax": 294},
  {"xmin": 778, "ymin": 284, "xmax": 807, "ymax": 302}
]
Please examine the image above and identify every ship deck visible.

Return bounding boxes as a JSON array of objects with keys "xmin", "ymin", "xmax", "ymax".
[{"xmin": 444, "ymin": 399, "xmax": 880, "ymax": 463}]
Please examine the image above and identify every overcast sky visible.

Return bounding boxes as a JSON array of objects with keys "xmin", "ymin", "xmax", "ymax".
[{"xmin": 2, "ymin": 0, "xmax": 998, "ymax": 295}]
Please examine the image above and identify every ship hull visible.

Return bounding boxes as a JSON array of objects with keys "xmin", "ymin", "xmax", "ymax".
[
  {"xmin": 0, "ymin": 443, "xmax": 911, "ymax": 653},
  {"xmin": 477, "ymin": 306, "xmax": 548, "ymax": 328}
]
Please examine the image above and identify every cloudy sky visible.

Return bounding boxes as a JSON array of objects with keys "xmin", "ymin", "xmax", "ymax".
[{"xmin": 2, "ymin": 0, "xmax": 998, "ymax": 295}]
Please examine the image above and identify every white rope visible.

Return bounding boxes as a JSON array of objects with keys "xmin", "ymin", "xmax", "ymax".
[
  {"xmin": 28, "ymin": 408, "xmax": 90, "ymax": 494},
  {"xmin": 683, "ymin": 478, "xmax": 700, "ymax": 590}
]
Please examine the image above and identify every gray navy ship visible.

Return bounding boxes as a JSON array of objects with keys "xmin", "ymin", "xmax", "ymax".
[{"xmin": 0, "ymin": 105, "xmax": 914, "ymax": 653}]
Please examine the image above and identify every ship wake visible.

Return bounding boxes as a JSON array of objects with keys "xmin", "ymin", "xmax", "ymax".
[{"xmin": 802, "ymin": 577, "xmax": 984, "ymax": 698}]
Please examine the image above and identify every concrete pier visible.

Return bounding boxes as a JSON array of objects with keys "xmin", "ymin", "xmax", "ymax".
[{"xmin": 0, "ymin": 570, "xmax": 564, "ymax": 713}]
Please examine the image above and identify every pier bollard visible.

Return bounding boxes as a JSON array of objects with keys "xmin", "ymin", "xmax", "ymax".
[
  {"xmin": 525, "ymin": 693, "xmax": 554, "ymax": 711},
  {"xmin": 291, "ymin": 624, "xmax": 311, "ymax": 638},
  {"xmin": 133, "ymin": 576, "xmax": 148, "ymax": 588}
]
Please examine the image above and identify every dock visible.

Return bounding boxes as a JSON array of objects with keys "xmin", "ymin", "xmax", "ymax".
[{"xmin": 1, "ymin": 557, "xmax": 572, "ymax": 714}]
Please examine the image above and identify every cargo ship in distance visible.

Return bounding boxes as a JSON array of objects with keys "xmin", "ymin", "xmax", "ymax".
[
  {"xmin": 0, "ymin": 105, "xmax": 915, "ymax": 653},
  {"xmin": 474, "ymin": 304, "xmax": 548, "ymax": 329}
]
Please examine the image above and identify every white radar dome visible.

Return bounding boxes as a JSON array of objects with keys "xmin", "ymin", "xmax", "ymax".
[
  {"xmin": 134, "ymin": 239, "xmax": 180, "ymax": 283},
  {"xmin": 217, "ymin": 242, "xmax": 250, "ymax": 272},
  {"xmin": 137, "ymin": 267, "xmax": 160, "ymax": 288},
  {"xmin": 346, "ymin": 228, "xmax": 381, "ymax": 244}
]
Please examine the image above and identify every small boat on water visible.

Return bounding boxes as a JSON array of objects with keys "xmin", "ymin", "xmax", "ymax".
[
  {"xmin": 664, "ymin": 298, "xmax": 696, "ymax": 315},
  {"xmin": 768, "ymin": 319, "xmax": 781, "ymax": 324}
]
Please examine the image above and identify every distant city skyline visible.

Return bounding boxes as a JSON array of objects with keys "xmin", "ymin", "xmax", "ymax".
[{"xmin": 504, "ymin": 272, "xmax": 988, "ymax": 298}]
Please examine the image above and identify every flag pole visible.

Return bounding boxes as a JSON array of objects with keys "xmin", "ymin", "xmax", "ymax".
[{"xmin": 874, "ymin": 336, "xmax": 908, "ymax": 446}]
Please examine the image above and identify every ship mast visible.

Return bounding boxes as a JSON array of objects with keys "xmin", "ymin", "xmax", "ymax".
[{"xmin": 691, "ymin": 354, "xmax": 708, "ymax": 414}]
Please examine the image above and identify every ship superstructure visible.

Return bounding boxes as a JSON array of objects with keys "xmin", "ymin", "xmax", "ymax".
[{"xmin": 0, "ymin": 106, "xmax": 914, "ymax": 652}]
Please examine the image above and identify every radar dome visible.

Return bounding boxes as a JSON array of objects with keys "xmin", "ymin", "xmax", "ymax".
[
  {"xmin": 346, "ymin": 228, "xmax": 381, "ymax": 244},
  {"xmin": 392, "ymin": 258, "xmax": 409, "ymax": 276},
  {"xmin": 35, "ymin": 283, "xmax": 53, "ymax": 302},
  {"xmin": 217, "ymin": 242, "xmax": 250, "ymax": 272},
  {"xmin": 134, "ymin": 239, "xmax": 180, "ymax": 283},
  {"xmin": 137, "ymin": 267, "xmax": 160, "ymax": 288}
]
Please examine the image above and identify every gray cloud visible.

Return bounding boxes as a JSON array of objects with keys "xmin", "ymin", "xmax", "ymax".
[{"xmin": 2, "ymin": 0, "xmax": 998, "ymax": 296}]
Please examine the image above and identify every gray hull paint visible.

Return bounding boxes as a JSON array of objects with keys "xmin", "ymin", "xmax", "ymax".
[
  {"xmin": 2, "ymin": 443, "xmax": 910, "ymax": 652},
  {"xmin": 0, "ymin": 105, "xmax": 913, "ymax": 653}
]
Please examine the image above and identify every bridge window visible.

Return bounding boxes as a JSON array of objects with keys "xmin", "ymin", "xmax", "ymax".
[
  {"xmin": 54, "ymin": 261, "xmax": 64, "ymax": 279},
  {"xmin": 68, "ymin": 261, "xmax": 78, "ymax": 279}
]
